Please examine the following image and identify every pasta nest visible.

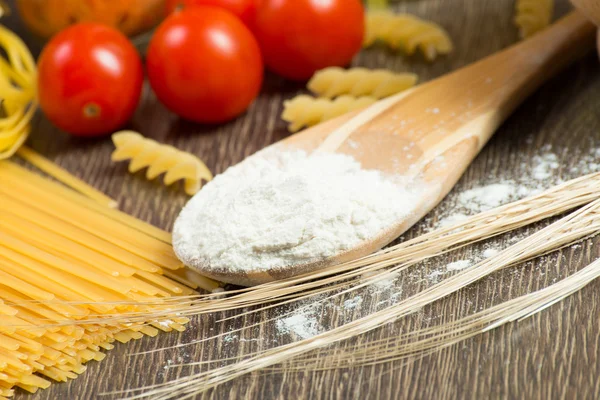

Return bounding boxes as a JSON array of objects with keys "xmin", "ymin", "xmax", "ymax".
[{"xmin": 0, "ymin": 24, "xmax": 37, "ymax": 160}]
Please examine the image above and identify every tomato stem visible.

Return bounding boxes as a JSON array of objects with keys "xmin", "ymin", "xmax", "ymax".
[{"xmin": 83, "ymin": 102, "xmax": 101, "ymax": 119}]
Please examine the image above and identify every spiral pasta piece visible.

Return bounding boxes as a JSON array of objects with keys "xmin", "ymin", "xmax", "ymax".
[
  {"xmin": 366, "ymin": 0, "xmax": 388, "ymax": 8},
  {"xmin": 282, "ymin": 95, "xmax": 377, "ymax": 132},
  {"xmin": 111, "ymin": 131, "xmax": 213, "ymax": 195},
  {"xmin": 514, "ymin": 0, "xmax": 553, "ymax": 39},
  {"xmin": 308, "ymin": 67, "xmax": 418, "ymax": 99},
  {"xmin": 364, "ymin": 11, "xmax": 453, "ymax": 61},
  {"xmin": 0, "ymin": 24, "xmax": 37, "ymax": 160}
]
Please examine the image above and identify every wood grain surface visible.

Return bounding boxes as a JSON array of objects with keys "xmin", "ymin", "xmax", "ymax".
[{"xmin": 6, "ymin": 0, "xmax": 600, "ymax": 399}]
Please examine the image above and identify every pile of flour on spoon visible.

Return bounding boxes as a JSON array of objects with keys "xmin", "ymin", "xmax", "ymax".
[{"xmin": 173, "ymin": 147, "xmax": 422, "ymax": 274}]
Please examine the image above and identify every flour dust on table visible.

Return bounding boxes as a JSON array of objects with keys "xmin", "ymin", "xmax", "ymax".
[
  {"xmin": 173, "ymin": 147, "xmax": 425, "ymax": 275},
  {"xmin": 435, "ymin": 144, "xmax": 600, "ymax": 229}
]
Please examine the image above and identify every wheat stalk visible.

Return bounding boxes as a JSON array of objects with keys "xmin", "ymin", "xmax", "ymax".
[
  {"xmin": 280, "ymin": 256, "xmax": 600, "ymax": 370},
  {"xmin": 108, "ymin": 197, "xmax": 600, "ymax": 399}
]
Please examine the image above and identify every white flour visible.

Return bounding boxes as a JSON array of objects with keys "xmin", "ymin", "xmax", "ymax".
[
  {"xmin": 482, "ymin": 248, "xmax": 500, "ymax": 258},
  {"xmin": 457, "ymin": 183, "xmax": 516, "ymax": 210},
  {"xmin": 438, "ymin": 213, "xmax": 469, "ymax": 228},
  {"xmin": 275, "ymin": 306, "xmax": 322, "ymax": 339},
  {"xmin": 436, "ymin": 146, "xmax": 567, "ymax": 228},
  {"xmin": 276, "ymin": 311, "xmax": 320, "ymax": 339},
  {"xmin": 531, "ymin": 152, "xmax": 560, "ymax": 180},
  {"xmin": 173, "ymin": 147, "xmax": 422, "ymax": 273},
  {"xmin": 343, "ymin": 296, "xmax": 363, "ymax": 310},
  {"xmin": 446, "ymin": 259, "xmax": 472, "ymax": 271}
]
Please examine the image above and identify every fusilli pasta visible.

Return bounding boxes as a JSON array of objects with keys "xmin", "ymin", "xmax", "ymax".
[
  {"xmin": 514, "ymin": 0, "xmax": 553, "ymax": 39},
  {"xmin": 364, "ymin": 11, "xmax": 453, "ymax": 61},
  {"xmin": 282, "ymin": 95, "xmax": 377, "ymax": 132},
  {"xmin": 366, "ymin": 0, "xmax": 388, "ymax": 8},
  {"xmin": 111, "ymin": 131, "xmax": 213, "ymax": 195},
  {"xmin": 0, "ymin": 24, "xmax": 37, "ymax": 160},
  {"xmin": 308, "ymin": 67, "xmax": 418, "ymax": 99}
]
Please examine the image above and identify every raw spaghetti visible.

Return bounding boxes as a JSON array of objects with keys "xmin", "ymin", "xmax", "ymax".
[
  {"xmin": 16, "ymin": 146, "xmax": 117, "ymax": 208},
  {"xmin": 0, "ymin": 159, "xmax": 218, "ymax": 396}
]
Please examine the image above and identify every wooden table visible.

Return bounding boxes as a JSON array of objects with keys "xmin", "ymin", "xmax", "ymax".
[{"xmin": 7, "ymin": 0, "xmax": 600, "ymax": 398}]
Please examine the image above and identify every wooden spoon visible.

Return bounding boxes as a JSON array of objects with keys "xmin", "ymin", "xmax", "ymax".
[
  {"xmin": 194, "ymin": 11, "xmax": 595, "ymax": 286},
  {"xmin": 571, "ymin": 0, "xmax": 600, "ymax": 54},
  {"xmin": 571, "ymin": 0, "xmax": 600, "ymax": 25}
]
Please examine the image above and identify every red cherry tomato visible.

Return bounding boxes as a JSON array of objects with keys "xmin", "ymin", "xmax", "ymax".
[
  {"xmin": 166, "ymin": 0, "xmax": 256, "ymax": 26},
  {"xmin": 147, "ymin": 7, "xmax": 263, "ymax": 123},
  {"xmin": 253, "ymin": 0, "xmax": 364, "ymax": 81},
  {"xmin": 37, "ymin": 23, "xmax": 143, "ymax": 137}
]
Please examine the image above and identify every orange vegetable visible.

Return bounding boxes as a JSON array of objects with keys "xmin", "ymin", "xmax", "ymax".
[{"xmin": 16, "ymin": 0, "xmax": 166, "ymax": 38}]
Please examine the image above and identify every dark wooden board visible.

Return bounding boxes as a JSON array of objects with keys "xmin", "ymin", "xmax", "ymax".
[{"xmin": 6, "ymin": 0, "xmax": 600, "ymax": 399}]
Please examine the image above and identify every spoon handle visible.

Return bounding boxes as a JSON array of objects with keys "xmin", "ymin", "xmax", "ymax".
[
  {"xmin": 571, "ymin": 0, "xmax": 600, "ymax": 26},
  {"xmin": 320, "ymin": 11, "xmax": 595, "ymax": 166},
  {"xmin": 420, "ymin": 10, "xmax": 595, "ymax": 167}
]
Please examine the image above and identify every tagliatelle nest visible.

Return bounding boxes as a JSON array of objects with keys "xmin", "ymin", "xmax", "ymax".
[{"xmin": 0, "ymin": 24, "xmax": 37, "ymax": 160}]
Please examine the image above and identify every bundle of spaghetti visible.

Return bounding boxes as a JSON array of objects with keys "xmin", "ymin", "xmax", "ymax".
[
  {"xmin": 111, "ymin": 131, "xmax": 213, "ymax": 196},
  {"xmin": 514, "ymin": 0, "xmax": 554, "ymax": 39},
  {"xmin": 15, "ymin": 146, "xmax": 118, "ymax": 208},
  {"xmin": 282, "ymin": 95, "xmax": 376, "ymax": 132},
  {"xmin": 7, "ymin": 155, "xmax": 172, "ymax": 244},
  {"xmin": 308, "ymin": 67, "xmax": 418, "ymax": 99},
  {"xmin": 0, "ymin": 160, "xmax": 219, "ymax": 396},
  {"xmin": 0, "ymin": 24, "xmax": 37, "ymax": 160},
  {"xmin": 363, "ymin": 11, "xmax": 453, "ymax": 60}
]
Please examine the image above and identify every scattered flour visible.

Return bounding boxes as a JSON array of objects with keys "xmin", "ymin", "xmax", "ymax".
[
  {"xmin": 347, "ymin": 139, "xmax": 359, "ymax": 149},
  {"xmin": 531, "ymin": 152, "xmax": 560, "ymax": 180},
  {"xmin": 457, "ymin": 182, "xmax": 516, "ymax": 210},
  {"xmin": 446, "ymin": 259, "xmax": 472, "ymax": 271},
  {"xmin": 570, "ymin": 147, "xmax": 600, "ymax": 175},
  {"xmin": 436, "ymin": 145, "xmax": 566, "ymax": 228},
  {"xmin": 361, "ymin": 270, "xmax": 400, "ymax": 291},
  {"xmin": 343, "ymin": 297, "xmax": 363, "ymax": 310},
  {"xmin": 275, "ymin": 312, "xmax": 319, "ymax": 339},
  {"xmin": 482, "ymin": 248, "xmax": 500, "ymax": 258},
  {"xmin": 427, "ymin": 270, "xmax": 444, "ymax": 282},
  {"xmin": 428, "ymin": 143, "xmax": 600, "ymax": 282},
  {"xmin": 222, "ymin": 333, "xmax": 237, "ymax": 343},
  {"xmin": 438, "ymin": 213, "xmax": 469, "ymax": 228},
  {"xmin": 372, "ymin": 272, "xmax": 400, "ymax": 291},
  {"xmin": 173, "ymin": 147, "xmax": 423, "ymax": 273}
]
